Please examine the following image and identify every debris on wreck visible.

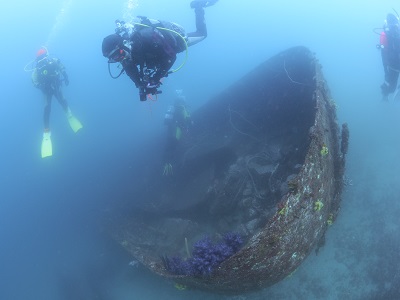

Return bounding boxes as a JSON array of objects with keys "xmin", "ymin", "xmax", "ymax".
[{"xmin": 107, "ymin": 46, "xmax": 349, "ymax": 294}]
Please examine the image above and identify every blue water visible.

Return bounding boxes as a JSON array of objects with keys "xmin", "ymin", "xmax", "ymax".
[{"xmin": 1, "ymin": 0, "xmax": 400, "ymax": 299}]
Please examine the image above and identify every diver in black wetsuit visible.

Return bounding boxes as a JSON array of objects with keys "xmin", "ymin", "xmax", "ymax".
[
  {"xmin": 162, "ymin": 90, "xmax": 192, "ymax": 175},
  {"xmin": 101, "ymin": 0, "xmax": 218, "ymax": 101}
]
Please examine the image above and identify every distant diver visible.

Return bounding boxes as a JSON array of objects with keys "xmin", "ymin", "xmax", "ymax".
[
  {"xmin": 101, "ymin": 0, "xmax": 218, "ymax": 101},
  {"xmin": 31, "ymin": 47, "xmax": 83, "ymax": 158},
  {"xmin": 163, "ymin": 90, "xmax": 192, "ymax": 176},
  {"xmin": 378, "ymin": 12, "xmax": 400, "ymax": 101}
]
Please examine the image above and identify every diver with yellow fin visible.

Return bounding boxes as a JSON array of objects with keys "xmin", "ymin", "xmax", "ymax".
[
  {"xmin": 31, "ymin": 47, "xmax": 82, "ymax": 158},
  {"xmin": 162, "ymin": 90, "xmax": 192, "ymax": 175}
]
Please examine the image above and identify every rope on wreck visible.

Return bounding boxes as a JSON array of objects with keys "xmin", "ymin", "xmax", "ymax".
[{"xmin": 283, "ymin": 59, "xmax": 313, "ymax": 86}]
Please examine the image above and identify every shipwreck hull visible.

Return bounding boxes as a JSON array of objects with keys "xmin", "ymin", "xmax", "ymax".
[{"xmin": 109, "ymin": 46, "xmax": 348, "ymax": 294}]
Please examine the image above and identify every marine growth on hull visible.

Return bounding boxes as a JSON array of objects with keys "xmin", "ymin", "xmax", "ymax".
[{"xmin": 108, "ymin": 46, "xmax": 348, "ymax": 294}]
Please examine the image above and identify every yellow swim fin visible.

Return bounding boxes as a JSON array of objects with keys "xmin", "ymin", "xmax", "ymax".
[
  {"xmin": 175, "ymin": 126, "xmax": 182, "ymax": 140},
  {"xmin": 66, "ymin": 109, "xmax": 83, "ymax": 133},
  {"xmin": 68, "ymin": 115, "xmax": 83, "ymax": 133},
  {"xmin": 41, "ymin": 131, "xmax": 53, "ymax": 158}
]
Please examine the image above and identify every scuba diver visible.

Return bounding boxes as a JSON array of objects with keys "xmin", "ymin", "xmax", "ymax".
[
  {"xmin": 31, "ymin": 47, "xmax": 83, "ymax": 158},
  {"xmin": 163, "ymin": 90, "xmax": 192, "ymax": 176},
  {"xmin": 101, "ymin": 0, "xmax": 218, "ymax": 101},
  {"xmin": 378, "ymin": 12, "xmax": 400, "ymax": 101}
]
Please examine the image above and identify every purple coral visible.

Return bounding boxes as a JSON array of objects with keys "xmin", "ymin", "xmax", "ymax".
[
  {"xmin": 162, "ymin": 256, "xmax": 192, "ymax": 275},
  {"xmin": 223, "ymin": 232, "xmax": 243, "ymax": 253},
  {"xmin": 163, "ymin": 232, "xmax": 243, "ymax": 276}
]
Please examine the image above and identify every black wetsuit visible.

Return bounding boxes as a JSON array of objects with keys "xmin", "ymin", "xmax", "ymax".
[
  {"xmin": 120, "ymin": 8, "xmax": 208, "ymax": 99},
  {"xmin": 380, "ymin": 25, "xmax": 400, "ymax": 97},
  {"xmin": 33, "ymin": 57, "xmax": 69, "ymax": 129},
  {"xmin": 163, "ymin": 103, "xmax": 191, "ymax": 166}
]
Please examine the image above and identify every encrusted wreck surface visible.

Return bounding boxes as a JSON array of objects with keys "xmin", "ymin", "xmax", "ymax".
[{"xmin": 108, "ymin": 46, "xmax": 349, "ymax": 294}]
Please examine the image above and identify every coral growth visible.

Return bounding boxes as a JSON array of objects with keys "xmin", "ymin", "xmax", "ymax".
[
  {"xmin": 314, "ymin": 200, "xmax": 324, "ymax": 211},
  {"xmin": 162, "ymin": 233, "xmax": 243, "ymax": 276},
  {"xmin": 320, "ymin": 144, "xmax": 329, "ymax": 156},
  {"xmin": 327, "ymin": 213, "xmax": 334, "ymax": 225}
]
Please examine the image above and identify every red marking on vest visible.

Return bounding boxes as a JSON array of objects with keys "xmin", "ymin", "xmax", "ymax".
[{"xmin": 380, "ymin": 31, "xmax": 388, "ymax": 47}]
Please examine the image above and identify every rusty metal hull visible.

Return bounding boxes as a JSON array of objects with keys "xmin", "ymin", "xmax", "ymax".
[{"xmin": 109, "ymin": 46, "xmax": 348, "ymax": 294}]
